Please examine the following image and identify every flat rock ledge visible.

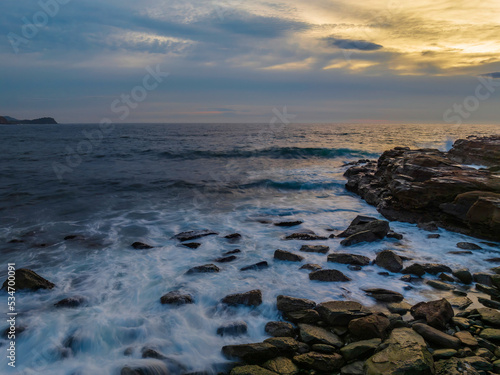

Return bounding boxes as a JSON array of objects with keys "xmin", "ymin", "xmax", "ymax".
[
  {"xmin": 344, "ymin": 135, "xmax": 500, "ymax": 240},
  {"xmin": 222, "ymin": 294, "xmax": 500, "ymax": 375}
]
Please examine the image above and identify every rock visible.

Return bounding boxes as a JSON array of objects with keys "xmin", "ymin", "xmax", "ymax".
[
  {"xmin": 344, "ymin": 140, "xmax": 500, "ymax": 241},
  {"xmin": 340, "ymin": 338, "xmax": 381, "ymax": 361},
  {"xmin": 448, "ymin": 135, "xmax": 500, "ymax": 167},
  {"xmin": 263, "ymin": 357, "xmax": 299, "ymax": 375},
  {"xmin": 477, "ymin": 297, "xmax": 500, "ymax": 309},
  {"xmin": 274, "ymin": 221, "xmax": 303, "ymax": 227},
  {"xmin": 452, "ymin": 269, "xmax": 472, "ymax": 284},
  {"xmin": 363, "ymin": 288, "xmax": 404, "ymax": 302},
  {"xmin": 299, "ymin": 245, "xmax": 329, "ymax": 254},
  {"xmin": 285, "ymin": 232, "xmax": 327, "ymax": 241},
  {"xmin": 338, "ymin": 216, "xmax": 390, "ymax": 240},
  {"xmin": 477, "ymin": 308, "xmax": 500, "ymax": 327},
  {"xmin": 479, "ymin": 328, "xmax": 500, "ymax": 343},
  {"xmin": 224, "ymin": 249, "xmax": 241, "ymax": 255},
  {"xmin": 298, "ymin": 323, "xmax": 343, "ymax": 347},
  {"xmin": 387, "ymin": 302, "xmax": 412, "ymax": 315},
  {"xmin": 215, "ymin": 255, "xmax": 237, "ymax": 263},
  {"xmin": 240, "ymin": 261, "xmax": 269, "ymax": 271},
  {"xmin": 448, "ymin": 250, "xmax": 472, "ymax": 255},
  {"xmin": 340, "ymin": 231, "xmax": 383, "ymax": 246},
  {"xmin": 274, "ymin": 250, "xmax": 304, "ymax": 262},
  {"xmin": 120, "ymin": 362, "xmax": 169, "ymax": 375},
  {"xmin": 309, "ymin": 269, "xmax": 350, "ymax": 282},
  {"xmin": 225, "ymin": 233, "xmax": 242, "ymax": 242},
  {"xmin": 341, "ymin": 361, "xmax": 364, "ymax": 375},
  {"xmin": 292, "ymin": 352, "xmax": 344, "ymax": 372},
  {"xmin": 438, "ymin": 273, "xmax": 455, "ymax": 283},
  {"xmin": 172, "ymin": 230, "xmax": 218, "ymax": 242},
  {"xmin": 186, "ymin": 264, "xmax": 220, "ymax": 274},
  {"xmin": 131, "ymin": 242, "xmax": 154, "ymax": 250},
  {"xmin": 387, "ymin": 231, "xmax": 403, "ymax": 240},
  {"xmin": 454, "ymin": 331, "xmax": 478, "ymax": 347},
  {"xmin": 300, "ymin": 263, "xmax": 322, "ymax": 271},
  {"xmin": 422, "ymin": 263, "xmax": 453, "ymax": 275},
  {"xmin": 448, "ymin": 296, "xmax": 472, "ymax": 310},
  {"xmin": 418, "ymin": 222, "xmax": 439, "ymax": 232},
  {"xmin": 456, "ymin": 242, "xmax": 482, "ymax": 250},
  {"xmin": 315, "ymin": 301, "xmax": 367, "ymax": 325},
  {"xmin": 230, "ymin": 365, "xmax": 278, "ymax": 375},
  {"xmin": 426, "ymin": 280, "xmax": 454, "ymax": 291},
  {"xmin": 222, "ymin": 343, "xmax": 279, "ymax": 364},
  {"xmin": 141, "ymin": 347, "xmax": 167, "ymax": 359},
  {"xmin": 160, "ymin": 291, "xmax": 194, "ymax": 305},
  {"xmin": 182, "ymin": 242, "xmax": 201, "ymax": 249},
  {"xmin": 364, "ymin": 328, "xmax": 434, "ymax": 375},
  {"xmin": 473, "ymin": 272, "xmax": 493, "ymax": 286},
  {"xmin": 54, "ymin": 296, "xmax": 86, "ymax": 308},
  {"xmin": 491, "ymin": 274, "xmax": 500, "ymax": 289},
  {"xmin": 433, "ymin": 349, "xmax": 457, "ymax": 360},
  {"xmin": 311, "ymin": 344, "xmax": 336, "ymax": 354},
  {"xmin": 428, "ymin": 234, "xmax": 441, "ymax": 239},
  {"xmin": 2, "ymin": 269, "xmax": 55, "ymax": 291},
  {"xmin": 277, "ymin": 295, "xmax": 316, "ymax": 312},
  {"xmin": 476, "ymin": 283, "xmax": 500, "ymax": 298},
  {"xmin": 451, "ymin": 317, "xmax": 470, "ymax": 330},
  {"xmin": 375, "ymin": 250, "xmax": 404, "ymax": 272},
  {"xmin": 265, "ymin": 322, "xmax": 295, "ymax": 338},
  {"xmin": 413, "ymin": 323, "xmax": 461, "ymax": 349},
  {"xmin": 434, "ymin": 357, "xmax": 480, "ymax": 375},
  {"xmin": 284, "ymin": 309, "xmax": 320, "ymax": 324},
  {"xmin": 217, "ymin": 321, "xmax": 248, "ymax": 336},
  {"xmin": 264, "ymin": 337, "xmax": 300, "ymax": 354},
  {"xmin": 221, "ymin": 290, "xmax": 262, "ymax": 307},
  {"xmin": 462, "ymin": 356, "xmax": 493, "ymax": 372},
  {"xmin": 402, "ymin": 263, "xmax": 426, "ymax": 277},
  {"xmin": 410, "ymin": 299, "xmax": 454, "ymax": 329},
  {"xmin": 348, "ymin": 314, "xmax": 390, "ymax": 339},
  {"xmin": 327, "ymin": 253, "xmax": 370, "ymax": 266}
]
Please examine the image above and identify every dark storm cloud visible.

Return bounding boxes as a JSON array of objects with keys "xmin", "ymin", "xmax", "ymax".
[{"xmin": 325, "ymin": 37, "xmax": 383, "ymax": 51}]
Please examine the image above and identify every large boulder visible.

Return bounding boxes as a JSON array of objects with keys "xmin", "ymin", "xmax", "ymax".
[
  {"xmin": 221, "ymin": 290, "xmax": 262, "ymax": 307},
  {"xmin": 2, "ymin": 269, "xmax": 55, "ymax": 291},
  {"xmin": 447, "ymin": 135, "xmax": 500, "ymax": 167},
  {"xmin": 410, "ymin": 299, "xmax": 454, "ymax": 329},
  {"xmin": 364, "ymin": 328, "xmax": 435, "ymax": 375},
  {"xmin": 375, "ymin": 250, "xmax": 403, "ymax": 272},
  {"xmin": 343, "ymin": 138, "xmax": 500, "ymax": 241}
]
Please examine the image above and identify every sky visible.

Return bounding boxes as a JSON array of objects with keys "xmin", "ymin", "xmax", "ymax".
[{"xmin": 1, "ymin": 0, "xmax": 500, "ymax": 123}]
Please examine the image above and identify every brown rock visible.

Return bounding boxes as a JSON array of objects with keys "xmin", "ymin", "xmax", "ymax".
[
  {"xmin": 348, "ymin": 314, "xmax": 390, "ymax": 339},
  {"xmin": 221, "ymin": 290, "xmax": 262, "ymax": 307},
  {"xmin": 410, "ymin": 299, "xmax": 454, "ymax": 329}
]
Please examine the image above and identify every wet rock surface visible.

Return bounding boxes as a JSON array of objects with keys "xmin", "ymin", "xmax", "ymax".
[
  {"xmin": 344, "ymin": 136, "xmax": 500, "ymax": 241},
  {"xmin": 2, "ymin": 268, "xmax": 55, "ymax": 291}
]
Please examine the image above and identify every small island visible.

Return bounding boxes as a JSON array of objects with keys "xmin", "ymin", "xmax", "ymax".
[{"xmin": 0, "ymin": 116, "xmax": 58, "ymax": 125}]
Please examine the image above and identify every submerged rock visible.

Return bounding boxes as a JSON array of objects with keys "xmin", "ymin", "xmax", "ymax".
[
  {"xmin": 456, "ymin": 242, "xmax": 482, "ymax": 250},
  {"xmin": 182, "ymin": 242, "xmax": 201, "ymax": 249},
  {"xmin": 285, "ymin": 232, "xmax": 327, "ymax": 241},
  {"xmin": 215, "ymin": 255, "xmax": 237, "ymax": 263},
  {"xmin": 327, "ymin": 253, "xmax": 370, "ymax": 266},
  {"xmin": 131, "ymin": 242, "xmax": 154, "ymax": 250},
  {"xmin": 300, "ymin": 263, "xmax": 322, "ymax": 271},
  {"xmin": 171, "ymin": 230, "xmax": 218, "ymax": 242},
  {"xmin": 120, "ymin": 361, "xmax": 170, "ymax": 375},
  {"xmin": 186, "ymin": 264, "xmax": 220, "ymax": 274},
  {"xmin": 221, "ymin": 290, "xmax": 262, "ymax": 307},
  {"xmin": 277, "ymin": 295, "xmax": 316, "ymax": 312},
  {"xmin": 2, "ymin": 268, "xmax": 55, "ymax": 291},
  {"xmin": 274, "ymin": 249, "xmax": 304, "ymax": 262},
  {"xmin": 224, "ymin": 233, "xmax": 242, "ymax": 242},
  {"xmin": 240, "ymin": 261, "xmax": 269, "ymax": 271},
  {"xmin": 309, "ymin": 269, "xmax": 350, "ymax": 282},
  {"xmin": 299, "ymin": 245, "xmax": 329, "ymax": 253},
  {"xmin": 54, "ymin": 296, "xmax": 86, "ymax": 308},
  {"xmin": 217, "ymin": 321, "xmax": 248, "ymax": 337},
  {"xmin": 274, "ymin": 221, "xmax": 303, "ymax": 227},
  {"xmin": 160, "ymin": 291, "xmax": 194, "ymax": 305}
]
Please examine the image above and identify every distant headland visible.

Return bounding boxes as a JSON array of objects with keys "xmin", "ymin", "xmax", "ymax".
[{"xmin": 0, "ymin": 116, "xmax": 58, "ymax": 124}]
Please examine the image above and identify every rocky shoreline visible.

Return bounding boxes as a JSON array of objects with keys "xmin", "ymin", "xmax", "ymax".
[
  {"xmin": 3, "ymin": 135, "xmax": 500, "ymax": 374},
  {"xmin": 344, "ymin": 135, "xmax": 500, "ymax": 241}
]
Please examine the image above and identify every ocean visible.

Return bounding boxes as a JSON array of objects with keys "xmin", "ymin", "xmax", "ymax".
[{"xmin": 1, "ymin": 122, "xmax": 499, "ymax": 374}]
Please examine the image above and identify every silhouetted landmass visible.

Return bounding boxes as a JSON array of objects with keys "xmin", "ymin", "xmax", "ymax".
[{"xmin": 0, "ymin": 116, "xmax": 58, "ymax": 124}]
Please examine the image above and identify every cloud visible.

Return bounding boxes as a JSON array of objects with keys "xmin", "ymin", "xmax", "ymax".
[
  {"xmin": 480, "ymin": 72, "xmax": 500, "ymax": 79},
  {"xmin": 325, "ymin": 37, "xmax": 383, "ymax": 51}
]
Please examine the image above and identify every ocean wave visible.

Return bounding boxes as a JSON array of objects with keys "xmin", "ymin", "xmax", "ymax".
[
  {"xmin": 157, "ymin": 147, "xmax": 378, "ymax": 160},
  {"xmin": 237, "ymin": 179, "xmax": 344, "ymax": 190}
]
